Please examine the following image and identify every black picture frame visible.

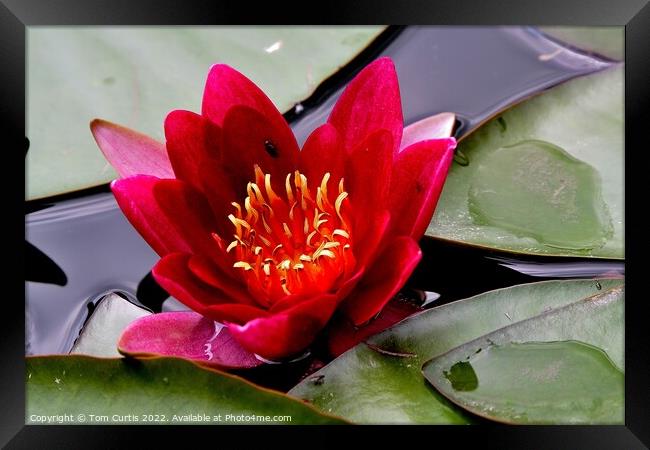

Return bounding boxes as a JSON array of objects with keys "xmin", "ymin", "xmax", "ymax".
[{"xmin": 5, "ymin": 0, "xmax": 649, "ymax": 447}]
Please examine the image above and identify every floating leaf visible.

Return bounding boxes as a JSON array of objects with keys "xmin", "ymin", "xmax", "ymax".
[
  {"xmin": 289, "ymin": 279, "xmax": 621, "ymax": 423},
  {"xmin": 427, "ymin": 66, "xmax": 623, "ymax": 258},
  {"xmin": 422, "ymin": 285, "xmax": 624, "ymax": 424},
  {"xmin": 26, "ymin": 355, "xmax": 346, "ymax": 424},
  {"xmin": 70, "ymin": 293, "xmax": 151, "ymax": 358},
  {"xmin": 26, "ymin": 27, "xmax": 384, "ymax": 199}
]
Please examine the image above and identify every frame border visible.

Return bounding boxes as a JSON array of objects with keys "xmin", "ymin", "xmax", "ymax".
[{"xmin": 6, "ymin": 0, "xmax": 649, "ymax": 447}]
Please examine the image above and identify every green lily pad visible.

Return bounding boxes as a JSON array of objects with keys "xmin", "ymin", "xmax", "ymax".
[
  {"xmin": 70, "ymin": 293, "xmax": 151, "ymax": 358},
  {"xmin": 26, "ymin": 355, "xmax": 346, "ymax": 424},
  {"xmin": 26, "ymin": 27, "xmax": 384, "ymax": 200},
  {"xmin": 422, "ymin": 285, "xmax": 624, "ymax": 424},
  {"xmin": 539, "ymin": 26, "xmax": 624, "ymax": 61},
  {"xmin": 427, "ymin": 66, "xmax": 623, "ymax": 258},
  {"xmin": 288, "ymin": 279, "xmax": 622, "ymax": 424}
]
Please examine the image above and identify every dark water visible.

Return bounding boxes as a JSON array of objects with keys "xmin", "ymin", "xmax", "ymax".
[{"xmin": 25, "ymin": 26, "xmax": 621, "ymax": 356}]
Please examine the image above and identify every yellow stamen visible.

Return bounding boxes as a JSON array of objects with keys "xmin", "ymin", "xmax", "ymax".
[
  {"xmin": 282, "ymin": 222, "xmax": 292, "ymax": 238},
  {"xmin": 258, "ymin": 234, "xmax": 272, "ymax": 247},
  {"xmin": 226, "ymin": 240, "xmax": 238, "ymax": 253},
  {"xmin": 306, "ymin": 230, "xmax": 318, "ymax": 247},
  {"xmin": 285, "ymin": 174, "xmax": 294, "ymax": 203},
  {"xmin": 332, "ymin": 229, "xmax": 350, "ymax": 239},
  {"xmin": 222, "ymin": 167, "xmax": 352, "ymax": 299},
  {"xmin": 231, "ymin": 202, "xmax": 242, "ymax": 217},
  {"xmin": 233, "ymin": 261, "xmax": 253, "ymax": 271},
  {"xmin": 264, "ymin": 173, "xmax": 279, "ymax": 202},
  {"xmin": 335, "ymin": 192, "xmax": 348, "ymax": 221}
]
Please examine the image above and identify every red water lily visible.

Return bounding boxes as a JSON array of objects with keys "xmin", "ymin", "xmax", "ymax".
[{"xmin": 91, "ymin": 57, "xmax": 456, "ymax": 362}]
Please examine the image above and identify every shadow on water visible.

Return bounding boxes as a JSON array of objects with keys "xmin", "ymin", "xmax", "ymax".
[
  {"xmin": 136, "ymin": 271, "xmax": 170, "ymax": 313},
  {"xmin": 24, "ymin": 241, "xmax": 67, "ymax": 286}
]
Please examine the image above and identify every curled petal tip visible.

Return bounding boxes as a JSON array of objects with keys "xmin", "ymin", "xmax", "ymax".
[{"xmin": 400, "ymin": 112, "xmax": 457, "ymax": 150}]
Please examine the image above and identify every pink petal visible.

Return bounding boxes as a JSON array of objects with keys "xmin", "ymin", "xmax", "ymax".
[
  {"xmin": 90, "ymin": 119, "xmax": 174, "ymax": 179},
  {"xmin": 228, "ymin": 294, "xmax": 339, "ymax": 360},
  {"xmin": 221, "ymin": 105, "xmax": 299, "ymax": 196},
  {"xmin": 400, "ymin": 112, "xmax": 456, "ymax": 151},
  {"xmin": 327, "ymin": 298, "xmax": 423, "ymax": 357},
  {"xmin": 328, "ymin": 57, "xmax": 403, "ymax": 155},
  {"xmin": 164, "ymin": 110, "xmax": 221, "ymax": 192},
  {"xmin": 299, "ymin": 123, "xmax": 345, "ymax": 191},
  {"xmin": 389, "ymin": 138, "xmax": 457, "ymax": 238},
  {"xmin": 118, "ymin": 312, "xmax": 261, "ymax": 370},
  {"xmin": 341, "ymin": 237, "xmax": 422, "ymax": 325},
  {"xmin": 111, "ymin": 176, "xmax": 191, "ymax": 256}
]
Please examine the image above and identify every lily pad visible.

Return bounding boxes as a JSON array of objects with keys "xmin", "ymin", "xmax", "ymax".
[
  {"xmin": 427, "ymin": 66, "xmax": 623, "ymax": 258},
  {"xmin": 70, "ymin": 292, "xmax": 151, "ymax": 358},
  {"xmin": 26, "ymin": 355, "xmax": 346, "ymax": 424},
  {"xmin": 288, "ymin": 279, "xmax": 622, "ymax": 424},
  {"xmin": 422, "ymin": 285, "xmax": 624, "ymax": 424},
  {"xmin": 538, "ymin": 27, "xmax": 624, "ymax": 61},
  {"xmin": 26, "ymin": 26, "xmax": 384, "ymax": 200}
]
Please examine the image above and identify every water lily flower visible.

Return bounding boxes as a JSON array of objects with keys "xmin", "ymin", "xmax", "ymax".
[{"xmin": 92, "ymin": 57, "xmax": 456, "ymax": 362}]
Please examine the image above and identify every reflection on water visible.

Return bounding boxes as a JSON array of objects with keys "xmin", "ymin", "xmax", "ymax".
[{"xmin": 25, "ymin": 26, "xmax": 619, "ymax": 356}]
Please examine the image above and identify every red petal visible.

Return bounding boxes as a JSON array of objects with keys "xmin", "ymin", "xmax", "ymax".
[
  {"xmin": 202, "ymin": 64, "xmax": 289, "ymax": 128},
  {"xmin": 90, "ymin": 119, "xmax": 174, "ymax": 179},
  {"xmin": 352, "ymin": 210, "xmax": 390, "ymax": 270},
  {"xmin": 327, "ymin": 298, "xmax": 423, "ymax": 357},
  {"xmin": 228, "ymin": 294, "xmax": 339, "ymax": 360},
  {"xmin": 344, "ymin": 130, "xmax": 394, "ymax": 265},
  {"xmin": 345, "ymin": 129, "xmax": 393, "ymax": 214},
  {"xmin": 197, "ymin": 158, "xmax": 239, "ymax": 238},
  {"xmin": 341, "ymin": 237, "xmax": 422, "ymax": 325},
  {"xmin": 111, "ymin": 176, "xmax": 191, "ymax": 256},
  {"xmin": 152, "ymin": 179, "xmax": 221, "ymax": 262},
  {"xmin": 328, "ymin": 57, "xmax": 403, "ymax": 155},
  {"xmin": 118, "ymin": 312, "xmax": 261, "ymax": 369},
  {"xmin": 203, "ymin": 303, "xmax": 270, "ymax": 325},
  {"xmin": 187, "ymin": 254, "xmax": 255, "ymax": 307},
  {"xmin": 152, "ymin": 253, "xmax": 234, "ymax": 314},
  {"xmin": 299, "ymin": 123, "xmax": 345, "ymax": 191},
  {"xmin": 164, "ymin": 110, "xmax": 221, "ymax": 192},
  {"xmin": 389, "ymin": 138, "xmax": 456, "ymax": 238},
  {"xmin": 400, "ymin": 112, "xmax": 456, "ymax": 150},
  {"xmin": 221, "ymin": 105, "xmax": 299, "ymax": 196}
]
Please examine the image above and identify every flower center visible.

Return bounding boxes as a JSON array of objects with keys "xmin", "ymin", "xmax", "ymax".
[{"xmin": 225, "ymin": 165, "xmax": 354, "ymax": 304}]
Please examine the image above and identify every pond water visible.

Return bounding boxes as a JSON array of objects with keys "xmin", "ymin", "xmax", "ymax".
[{"xmin": 25, "ymin": 26, "xmax": 622, "ymax": 356}]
